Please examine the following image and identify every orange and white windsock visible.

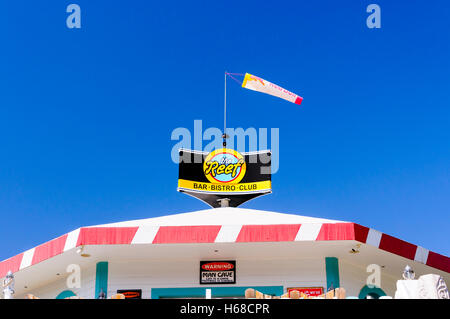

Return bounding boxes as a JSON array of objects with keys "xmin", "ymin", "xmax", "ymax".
[{"xmin": 241, "ymin": 73, "xmax": 303, "ymax": 105}]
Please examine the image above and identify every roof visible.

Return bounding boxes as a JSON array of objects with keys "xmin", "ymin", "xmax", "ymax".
[
  {"xmin": 0, "ymin": 208, "xmax": 449, "ymax": 278},
  {"xmin": 93, "ymin": 207, "xmax": 346, "ymax": 227}
]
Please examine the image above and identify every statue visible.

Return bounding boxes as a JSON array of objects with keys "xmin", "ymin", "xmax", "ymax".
[
  {"xmin": 395, "ymin": 265, "xmax": 449, "ymax": 299},
  {"xmin": 402, "ymin": 265, "xmax": 415, "ymax": 280},
  {"xmin": 2, "ymin": 271, "xmax": 15, "ymax": 299}
]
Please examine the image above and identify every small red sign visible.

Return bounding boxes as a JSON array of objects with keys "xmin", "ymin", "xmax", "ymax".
[
  {"xmin": 117, "ymin": 289, "xmax": 142, "ymax": 299},
  {"xmin": 287, "ymin": 287, "xmax": 324, "ymax": 297}
]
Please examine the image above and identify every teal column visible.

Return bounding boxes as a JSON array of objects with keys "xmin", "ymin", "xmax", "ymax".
[
  {"xmin": 95, "ymin": 261, "xmax": 108, "ymax": 299},
  {"xmin": 55, "ymin": 290, "xmax": 76, "ymax": 299},
  {"xmin": 325, "ymin": 257, "xmax": 340, "ymax": 291}
]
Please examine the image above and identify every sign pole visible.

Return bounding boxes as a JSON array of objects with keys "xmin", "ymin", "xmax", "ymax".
[
  {"xmin": 220, "ymin": 73, "xmax": 228, "ymax": 208},
  {"xmin": 223, "ymin": 71, "xmax": 227, "ymax": 147}
]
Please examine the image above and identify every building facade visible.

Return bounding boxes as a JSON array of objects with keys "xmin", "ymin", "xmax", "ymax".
[{"xmin": 1, "ymin": 208, "xmax": 448, "ymax": 299}]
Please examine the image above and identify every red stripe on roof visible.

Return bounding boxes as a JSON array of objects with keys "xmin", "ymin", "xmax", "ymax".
[
  {"xmin": 378, "ymin": 234, "xmax": 417, "ymax": 260},
  {"xmin": 353, "ymin": 224, "xmax": 370, "ymax": 243},
  {"xmin": 77, "ymin": 227, "xmax": 139, "ymax": 246},
  {"xmin": 2, "ymin": 224, "xmax": 449, "ymax": 276},
  {"xmin": 426, "ymin": 251, "xmax": 450, "ymax": 274},
  {"xmin": 32, "ymin": 234, "xmax": 68, "ymax": 265},
  {"xmin": 235, "ymin": 224, "xmax": 301, "ymax": 242},
  {"xmin": 316, "ymin": 223, "xmax": 356, "ymax": 241},
  {"xmin": 0, "ymin": 253, "xmax": 23, "ymax": 278},
  {"xmin": 152, "ymin": 226, "xmax": 221, "ymax": 244}
]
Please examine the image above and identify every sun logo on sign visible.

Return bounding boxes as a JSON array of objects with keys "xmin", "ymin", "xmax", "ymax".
[{"xmin": 203, "ymin": 149, "xmax": 246, "ymax": 184}]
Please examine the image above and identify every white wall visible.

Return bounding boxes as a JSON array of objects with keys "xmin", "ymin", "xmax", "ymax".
[
  {"xmin": 19, "ymin": 264, "xmax": 96, "ymax": 299},
  {"xmin": 18, "ymin": 256, "xmax": 399, "ymax": 299},
  {"xmin": 107, "ymin": 257, "xmax": 328, "ymax": 299},
  {"xmin": 339, "ymin": 259, "xmax": 397, "ymax": 297}
]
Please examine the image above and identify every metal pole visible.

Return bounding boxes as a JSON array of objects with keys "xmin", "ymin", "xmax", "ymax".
[
  {"xmin": 217, "ymin": 198, "xmax": 230, "ymax": 207},
  {"xmin": 223, "ymin": 71, "xmax": 227, "ymax": 147}
]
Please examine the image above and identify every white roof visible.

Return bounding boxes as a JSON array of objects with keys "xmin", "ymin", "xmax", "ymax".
[{"xmin": 93, "ymin": 207, "xmax": 346, "ymax": 227}]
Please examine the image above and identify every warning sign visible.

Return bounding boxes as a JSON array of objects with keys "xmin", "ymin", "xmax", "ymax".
[{"xmin": 200, "ymin": 261, "xmax": 236, "ymax": 285}]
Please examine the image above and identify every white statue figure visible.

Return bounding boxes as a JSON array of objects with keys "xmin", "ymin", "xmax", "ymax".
[
  {"xmin": 402, "ymin": 265, "xmax": 415, "ymax": 280},
  {"xmin": 2, "ymin": 271, "xmax": 15, "ymax": 299},
  {"xmin": 417, "ymin": 274, "xmax": 450, "ymax": 299},
  {"xmin": 395, "ymin": 265, "xmax": 449, "ymax": 299}
]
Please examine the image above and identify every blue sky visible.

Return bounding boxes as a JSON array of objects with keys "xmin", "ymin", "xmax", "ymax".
[{"xmin": 0, "ymin": 0, "xmax": 449, "ymax": 261}]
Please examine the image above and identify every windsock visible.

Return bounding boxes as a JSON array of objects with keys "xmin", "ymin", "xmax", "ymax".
[{"xmin": 242, "ymin": 73, "xmax": 303, "ymax": 105}]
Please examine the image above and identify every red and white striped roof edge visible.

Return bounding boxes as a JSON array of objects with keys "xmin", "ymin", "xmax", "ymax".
[{"xmin": 0, "ymin": 208, "xmax": 448, "ymax": 277}]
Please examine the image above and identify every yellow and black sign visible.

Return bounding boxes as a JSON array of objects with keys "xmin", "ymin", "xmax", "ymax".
[
  {"xmin": 178, "ymin": 180, "xmax": 271, "ymax": 193},
  {"xmin": 177, "ymin": 148, "xmax": 271, "ymax": 207}
]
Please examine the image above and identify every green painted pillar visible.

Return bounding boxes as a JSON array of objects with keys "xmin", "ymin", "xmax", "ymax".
[
  {"xmin": 95, "ymin": 261, "xmax": 108, "ymax": 299},
  {"xmin": 325, "ymin": 257, "xmax": 340, "ymax": 291}
]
